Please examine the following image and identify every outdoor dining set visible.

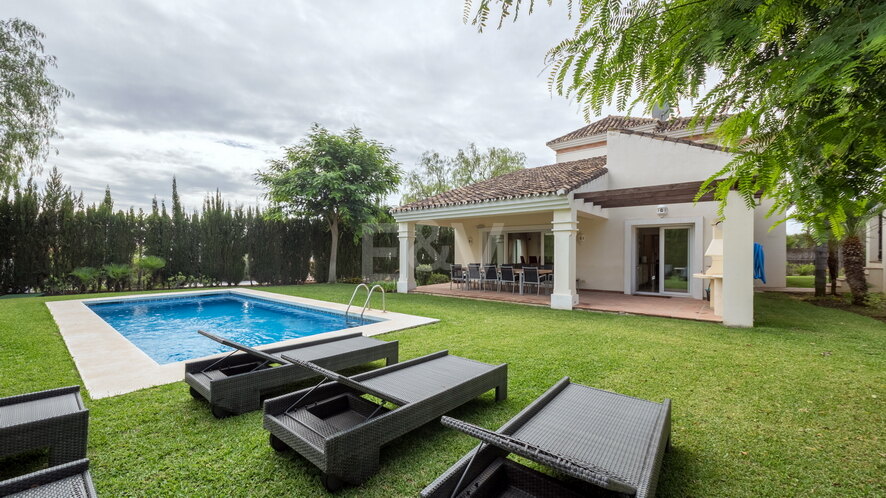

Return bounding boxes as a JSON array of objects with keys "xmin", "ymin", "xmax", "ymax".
[{"xmin": 450, "ymin": 262, "xmax": 554, "ymax": 295}]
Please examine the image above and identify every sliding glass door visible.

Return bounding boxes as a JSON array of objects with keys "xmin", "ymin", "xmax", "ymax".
[
  {"xmin": 635, "ymin": 226, "xmax": 691, "ymax": 295},
  {"xmin": 662, "ymin": 227, "xmax": 690, "ymax": 293},
  {"xmin": 482, "ymin": 229, "xmax": 553, "ymax": 266},
  {"xmin": 484, "ymin": 233, "xmax": 505, "ymax": 265}
]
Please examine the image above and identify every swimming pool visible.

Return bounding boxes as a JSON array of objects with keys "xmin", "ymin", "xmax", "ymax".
[{"xmin": 87, "ymin": 292, "xmax": 375, "ymax": 364}]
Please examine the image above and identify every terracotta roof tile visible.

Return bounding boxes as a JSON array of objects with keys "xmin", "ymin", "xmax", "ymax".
[
  {"xmin": 612, "ymin": 129, "xmax": 728, "ymax": 152},
  {"xmin": 546, "ymin": 114, "xmax": 730, "ymax": 146},
  {"xmin": 393, "ymin": 157, "xmax": 608, "ymax": 213},
  {"xmin": 546, "ymin": 116, "xmax": 658, "ymax": 146}
]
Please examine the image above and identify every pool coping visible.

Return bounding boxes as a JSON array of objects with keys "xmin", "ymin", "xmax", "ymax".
[{"xmin": 46, "ymin": 288, "xmax": 438, "ymax": 399}]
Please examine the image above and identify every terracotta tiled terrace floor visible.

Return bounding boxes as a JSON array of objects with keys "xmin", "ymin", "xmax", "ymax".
[{"xmin": 413, "ymin": 283, "xmax": 722, "ymax": 322}]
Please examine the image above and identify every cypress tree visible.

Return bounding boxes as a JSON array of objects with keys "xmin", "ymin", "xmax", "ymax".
[{"xmin": 10, "ymin": 180, "xmax": 43, "ymax": 292}]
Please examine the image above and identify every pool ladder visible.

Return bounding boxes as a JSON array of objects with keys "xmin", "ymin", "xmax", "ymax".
[{"xmin": 345, "ymin": 283, "xmax": 386, "ymax": 324}]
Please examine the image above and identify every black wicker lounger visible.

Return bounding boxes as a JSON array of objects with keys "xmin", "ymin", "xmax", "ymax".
[
  {"xmin": 421, "ymin": 377, "xmax": 671, "ymax": 498},
  {"xmin": 0, "ymin": 386, "xmax": 88, "ymax": 467},
  {"xmin": 0, "ymin": 458, "xmax": 97, "ymax": 497},
  {"xmin": 186, "ymin": 331, "xmax": 398, "ymax": 418},
  {"xmin": 263, "ymin": 351, "xmax": 508, "ymax": 490}
]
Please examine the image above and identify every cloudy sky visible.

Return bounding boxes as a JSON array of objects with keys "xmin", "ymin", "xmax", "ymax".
[{"xmin": 7, "ymin": 1, "xmax": 718, "ymax": 214}]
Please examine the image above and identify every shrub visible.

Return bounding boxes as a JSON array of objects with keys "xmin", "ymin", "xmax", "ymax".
[
  {"xmin": 427, "ymin": 272, "xmax": 450, "ymax": 285},
  {"xmin": 864, "ymin": 292, "xmax": 885, "ymax": 309},
  {"xmin": 42, "ymin": 275, "xmax": 68, "ymax": 295},
  {"xmin": 787, "ymin": 263, "xmax": 815, "ymax": 276},
  {"xmin": 337, "ymin": 277, "xmax": 365, "ymax": 285},
  {"xmin": 102, "ymin": 263, "xmax": 132, "ymax": 292},
  {"xmin": 70, "ymin": 267, "xmax": 101, "ymax": 293},
  {"xmin": 415, "ymin": 264, "xmax": 433, "ymax": 286},
  {"xmin": 135, "ymin": 255, "xmax": 166, "ymax": 289},
  {"xmin": 370, "ymin": 280, "xmax": 396, "ymax": 293},
  {"xmin": 166, "ymin": 272, "xmax": 189, "ymax": 289}
]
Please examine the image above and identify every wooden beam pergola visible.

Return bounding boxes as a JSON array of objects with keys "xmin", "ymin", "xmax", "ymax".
[{"xmin": 574, "ymin": 180, "xmax": 756, "ymax": 208}]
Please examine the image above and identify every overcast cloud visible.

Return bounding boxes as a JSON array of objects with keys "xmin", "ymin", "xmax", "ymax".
[{"xmin": 3, "ymin": 1, "xmax": 604, "ymax": 210}]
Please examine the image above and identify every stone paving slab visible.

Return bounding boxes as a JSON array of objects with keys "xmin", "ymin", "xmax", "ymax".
[{"xmin": 413, "ymin": 283, "xmax": 721, "ymax": 322}]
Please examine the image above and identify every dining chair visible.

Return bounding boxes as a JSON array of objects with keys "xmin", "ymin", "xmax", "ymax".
[
  {"xmin": 466, "ymin": 264, "xmax": 482, "ymax": 290},
  {"xmin": 450, "ymin": 264, "xmax": 465, "ymax": 290},
  {"xmin": 523, "ymin": 266, "xmax": 545, "ymax": 295},
  {"xmin": 482, "ymin": 265, "xmax": 499, "ymax": 291},
  {"xmin": 540, "ymin": 264, "xmax": 554, "ymax": 292},
  {"xmin": 499, "ymin": 265, "xmax": 517, "ymax": 293}
]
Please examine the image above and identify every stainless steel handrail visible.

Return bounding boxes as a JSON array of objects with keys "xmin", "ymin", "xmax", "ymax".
[
  {"xmin": 345, "ymin": 283, "xmax": 370, "ymax": 321},
  {"xmin": 360, "ymin": 284, "xmax": 387, "ymax": 320}
]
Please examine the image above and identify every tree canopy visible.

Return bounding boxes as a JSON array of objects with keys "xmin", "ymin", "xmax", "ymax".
[
  {"xmin": 0, "ymin": 19, "xmax": 71, "ymax": 186},
  {"xmin": 466, "ymin": 0, "xmax": 885, "ymax": 233},
  {"xmin": 401, "ymin": 143, "xmax": 526, "ymax": 203},
  {"xmin": 256, "ymin": 124, "xmax": 401, "ymax": 283}
]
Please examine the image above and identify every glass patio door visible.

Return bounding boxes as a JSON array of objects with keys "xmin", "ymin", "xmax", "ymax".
[
  {"xmin": 485, "ymin": 233, "xmax": 505, "ymax": 265},
  {"xmin": 661, "ymin": 227, "xmax": 690, "ymax": 293},
  {"xmin": 635, "ymin": 226, "xmax": 690, "ymax": 294}
]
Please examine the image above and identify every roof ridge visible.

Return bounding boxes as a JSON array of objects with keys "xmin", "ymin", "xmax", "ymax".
[
  {"xmin": 610, "ymin": 128, "xmax": 728, "ymax": 152},
  {"xmin": 393, "ymin": 156, "xmax": 609, "ymax": 213},
  {"xmin": 547, "ymin": 114, "xmax": 730, "ymax": 147}
]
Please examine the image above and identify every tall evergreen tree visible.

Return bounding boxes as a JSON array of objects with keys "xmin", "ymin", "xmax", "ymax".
[
  {"xmin": 169, "ymin": 177, "xmax": 189, "ymax": 276},
  {"xmin": 9, "ymin": 180, "xmax": 43, "ymax": 292}
]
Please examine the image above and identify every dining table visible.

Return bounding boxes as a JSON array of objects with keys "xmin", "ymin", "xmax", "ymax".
[{"xmin": 510, "ymin": 267, "xmax": 554, "ymax": 295}]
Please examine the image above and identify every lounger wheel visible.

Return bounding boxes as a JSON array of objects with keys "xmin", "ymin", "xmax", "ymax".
[
  {"xmin": 210, "ymin": 405, "xmax": 232, "ymax": 419},
  {"xmin": 269, "ymin": 434, "xmax": 289, "ymax": 452},
  {"xmin": 188, "ymin": 387, "xmax": 203, "ymax": 400},
  {"xmin": 321, "ymin": 474, "xmax": 345, "ymax": 492}
]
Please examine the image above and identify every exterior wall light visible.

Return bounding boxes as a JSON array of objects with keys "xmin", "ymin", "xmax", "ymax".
[{"xmin": 656, "ymin": 205, "xmax": 668, "ymax": 218}]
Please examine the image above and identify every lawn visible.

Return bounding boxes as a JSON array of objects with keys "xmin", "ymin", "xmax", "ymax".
[
  {"xmin": 1, "ymin": 285, "xmax": 884, "ymax": 496},
  {"xmin": 787, "ymin": 275, "xmax": 816, "ymax": 288}
]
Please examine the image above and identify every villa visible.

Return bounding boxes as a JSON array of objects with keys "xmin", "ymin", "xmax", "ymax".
[
  {"xmin": 393, "ymin": 116, "xmax": 788, "ymax": 327},
  {"xmin": 867, "ymin": 211, "xmax": 885, "ymax": 292}
]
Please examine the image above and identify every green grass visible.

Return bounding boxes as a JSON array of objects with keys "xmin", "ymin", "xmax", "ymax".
[
  {"xmin": 1, "ymin": 285, "xmax": 884, "ymax": 496},
  {"xmin": 787, "ymin": 275, "xmax": 816, "ymax": 288}
]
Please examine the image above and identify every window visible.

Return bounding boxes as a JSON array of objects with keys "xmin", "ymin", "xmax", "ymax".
[
  {"xmin": 878, "ymin": 214, "xmax": 883, "ymax": 262},
  {"xmin": 543, "ymin": 233, "xmax": 554, "ymax": 265}
]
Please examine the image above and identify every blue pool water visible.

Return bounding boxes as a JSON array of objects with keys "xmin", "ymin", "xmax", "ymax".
[{"xmin": 87, "ymin": 292, "xmax": 371, "ymax": 364}]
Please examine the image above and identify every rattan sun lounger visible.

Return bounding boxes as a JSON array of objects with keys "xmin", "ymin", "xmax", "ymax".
[
  {"xmin": 0, "ymin": 458, "xmax": 97, "ymax": 497},
  {"xmin": 186, "ymin": 331, "xmax": 398, "ymax": 418},
  {"xmin": 263, "ymin": 351, "xmax": 508, "ymax": 490},
  {"xmin": 0, "ymin": 386, "xmax": 88, "ymax": 467},
  {"xmin": 422, "ymin": 377, "xmax": 671, "ymax": 498}
]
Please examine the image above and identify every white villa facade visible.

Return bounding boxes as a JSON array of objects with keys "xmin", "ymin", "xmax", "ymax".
[
  {"xmin": 866, "ymin": 212, "xmax": 885, "ymax": 292},
  {"xmin": 393, "ymin": 116, "xmax": 788, "ymax": 327}
]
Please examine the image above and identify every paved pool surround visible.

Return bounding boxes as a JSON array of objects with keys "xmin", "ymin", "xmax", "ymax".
[{"xmin": 47, "ymin": 288, "xmax": 437, "ymax": 399}]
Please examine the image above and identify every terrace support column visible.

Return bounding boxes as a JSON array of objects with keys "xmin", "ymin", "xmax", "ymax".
[
  {"xmin": 721, "ymin": 191, "xmax": 754, "ymax": 327},
  {"xmin": 397, "ymin": 222, "xmax": 416, "ymax": 293},
  {"xmin": 551, "ymin": 209, "xmax": 579, "ymax": 310}
]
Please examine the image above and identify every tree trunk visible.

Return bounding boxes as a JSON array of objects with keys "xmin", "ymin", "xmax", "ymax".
[
  {"xmin": 327, "ymin": 217, "xmax": 338, "ymax": 284},
  {"xmin": 842, "ymin": 235, "xmax": 867, "ymax": 305},
  {"xmin": 827, "ymin": 239, "xmax": 839, "ymax": 295},
  {"xmin": 813, "ymin": 244, "xmax": 827, "ymax": 297}
]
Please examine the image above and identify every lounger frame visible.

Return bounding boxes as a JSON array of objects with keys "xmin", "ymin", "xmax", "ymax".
[
  {"xmin": 422, "ymin": 377, "xmax": 671, "ymax": 498},
  {"xmin": 263, "ymin": 351, "xmax": 508, "ymax": 489},
  {"xmin": 0, "ymin": 458, "xmax": 96, "ymax": 497},
  {"xmin": 185, "ymin": 332, "xmax": 398, "ymax": 417},
  {"xmin": 0, "ymin": 386, "xmax": 88, "ymax": 467}
]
